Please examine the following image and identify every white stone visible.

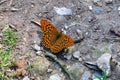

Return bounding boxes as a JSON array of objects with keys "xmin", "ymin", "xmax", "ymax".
[
  {"xmin": 47, "ymin": 69, "xmax": 53, "ymax": 73},
  {"xmin": 118, "ymin": 6, "xmax": 120, "ymax": 11},
  {"xmin": 49, "ymin": 74, "xmax": 62, "ymax": 80},
  {"xmin": 89, "ymin": 6, "xmax": 93, "ymax": 10},
  {"xmin": 54, "ymin": 7, "xmax": 72, "ymax": 15},
  {"xmin": 23, "ymin": 76, "xmax": 30, "ymax": 80},
  {"xmin": 73, "ymin": 51, "xmax": 81, "ymax": 59},
  {"xmin": 34, "ymin": 44, "xmax": 40, "ymax": 51}
]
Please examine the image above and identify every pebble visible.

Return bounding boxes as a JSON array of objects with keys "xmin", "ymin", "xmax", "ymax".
[
  {"xmin": 34, "ymin": 44, "xmax": 40, "ymax": 51},
  {"xmin": 92, "ymin": 7, "xmax": 104, "ymax": 14},
  {"xmin": 87, "ymin": 16, "xmax": 93, "ymax": 22},
  {"xmin": 73, "ymin": 51, "xmax": 81, "ymax": 59},
  {"xmin": 36, "ymin": 51, "xmax": 43, "ymax": 56},
  {"xmin": 79, "ymin": 57, "xmax": 83, "ymax": 62},
  {"xmin": 64, "ymin": 54, "xmax": 72, "ymax": 60},
  {"xmin": 23, "ymin": 76, "xmax": 30, "ymax": 80},
  {"xmin": 54, "ymin": 7, "xmax": 72, "ymax": 15},
  {"xmin": 47, "ymin": 69, "xmax": 53, "ymax": 73},
  {"xmin": 96, "ymin": 53, "xmax": 112, "ymax": 76},
  {"xmin": 88, "ymin": 6, "xmax": 93, "ymax": 10}
]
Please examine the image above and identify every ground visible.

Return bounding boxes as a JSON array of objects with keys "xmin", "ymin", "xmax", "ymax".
[{"xmin": 0, "ymin": 0, "xmax": 120, "ymax": 80}]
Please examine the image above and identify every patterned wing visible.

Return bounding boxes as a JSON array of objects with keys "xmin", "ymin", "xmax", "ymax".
[
  {"xmin": 50, "ymin": 34, "xmax": 74, "ymax": 53},
  {"xmin": 40, "ymin": 19, "xmax": 58, "ymax": 33},
  {"xmin": 40, "ymin": 19, "xmax": 59, "ymax": 48},
  {"xmin": 42, "ymin": 31, "xmax": 57, "ymax": 48}
]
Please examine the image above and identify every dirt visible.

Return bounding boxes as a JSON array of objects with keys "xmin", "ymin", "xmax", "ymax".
[{"xmin": 0, "ymin": 0, "xmax": 120, "ymax": 80}]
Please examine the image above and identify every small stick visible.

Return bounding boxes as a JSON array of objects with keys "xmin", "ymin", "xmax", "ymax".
[{"xmin": 31, "ymin": 21, "xmax": 41, "ymax": 28}]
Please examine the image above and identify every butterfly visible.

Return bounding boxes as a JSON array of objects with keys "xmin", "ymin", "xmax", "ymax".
[{"xmin": 40, "ymin": 19, "xmax": 74, "ymax": 53}]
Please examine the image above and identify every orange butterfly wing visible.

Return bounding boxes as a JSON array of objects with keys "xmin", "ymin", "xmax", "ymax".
[
  {"xmin": 40, "ymin": 19, "xmax": 59, "ymax": 48},
  {"xmin": 40, "ymin": 19, "xmax": 58, "ymax": 33},
  {"xmin": 51, "ymin": 34, "xmax": 74, "ymax": 53},
  {"xmin": 42, "ymin": 32, "xmax": 57, "ymax": 48}
]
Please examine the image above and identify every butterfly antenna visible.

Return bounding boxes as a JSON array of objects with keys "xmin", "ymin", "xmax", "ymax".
[
  {"xmin": 31, "ymin": 21, "xmax": 42, "ymax": 28},
  {"xmin": 74, "ymin": 37, "xmax": 84, "ymax": 44}
]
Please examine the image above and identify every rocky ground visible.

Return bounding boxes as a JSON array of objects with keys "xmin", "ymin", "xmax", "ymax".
[{"xmin": 0, "ymin": 0, "xmax": 120, "ymax": 80}]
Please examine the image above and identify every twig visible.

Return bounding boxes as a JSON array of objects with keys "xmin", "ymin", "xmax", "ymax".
[
  {"xmin": 31, "ymin": 21, "xmax": 41, "ymax": 28},
  {"xmin": 9, "ymin": 24, "xmax": 18, "ymax": 31},
  {"xmin": 45, "ymin": 52, "xmax": 74, "ymax": 80}
]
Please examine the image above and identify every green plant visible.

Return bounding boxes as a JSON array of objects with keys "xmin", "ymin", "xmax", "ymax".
[
  {"xmin": 2, "ymin": 28, "xmax": 18, "ymax": 47},
  {"xmin": 0, "ymin": 72, "xmax": 5, "ymax": 80},
  {"xmin": 0, "ymin": 27, "xmax": 19, "ymax": 80},
  {"xmin": 27, "ymin": 64, "xmax": 34, "ymax": 70},
  {"xmin": 0, "ymin": 49, "xmax": 13, "ymax": 80},
  {"xmin": 95, "ymin": 70, "xmax": 107, "ymax": 80}
]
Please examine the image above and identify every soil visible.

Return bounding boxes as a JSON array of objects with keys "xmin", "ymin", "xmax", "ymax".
[{"xmin": 0, "ymin": 0, "xmax": 120, "ymax": 80}]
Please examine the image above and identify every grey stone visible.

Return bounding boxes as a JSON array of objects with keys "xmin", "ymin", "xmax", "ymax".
[
  {"xmin": 64, "ymin": 54, "xmax": 72, "ymax": 60},
  {"xmin": 96, "ymin": 53, "xmax": 112, "ymax": 76},
  {"xmin": 88, "ymin": 16, "xmax": 93, "ymax": 22},
  {"xmin": 73, "ymin": 51, "xmax": 81, "ymax": 59},
  {"xmin": 92, "ymin": 7, "xmax": 104, "ymax": 14}
]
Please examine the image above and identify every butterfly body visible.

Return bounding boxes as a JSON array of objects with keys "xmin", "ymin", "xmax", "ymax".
[{"xmin": 40, "ymin": 19, "xmax": 74, "ymax": 53}]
